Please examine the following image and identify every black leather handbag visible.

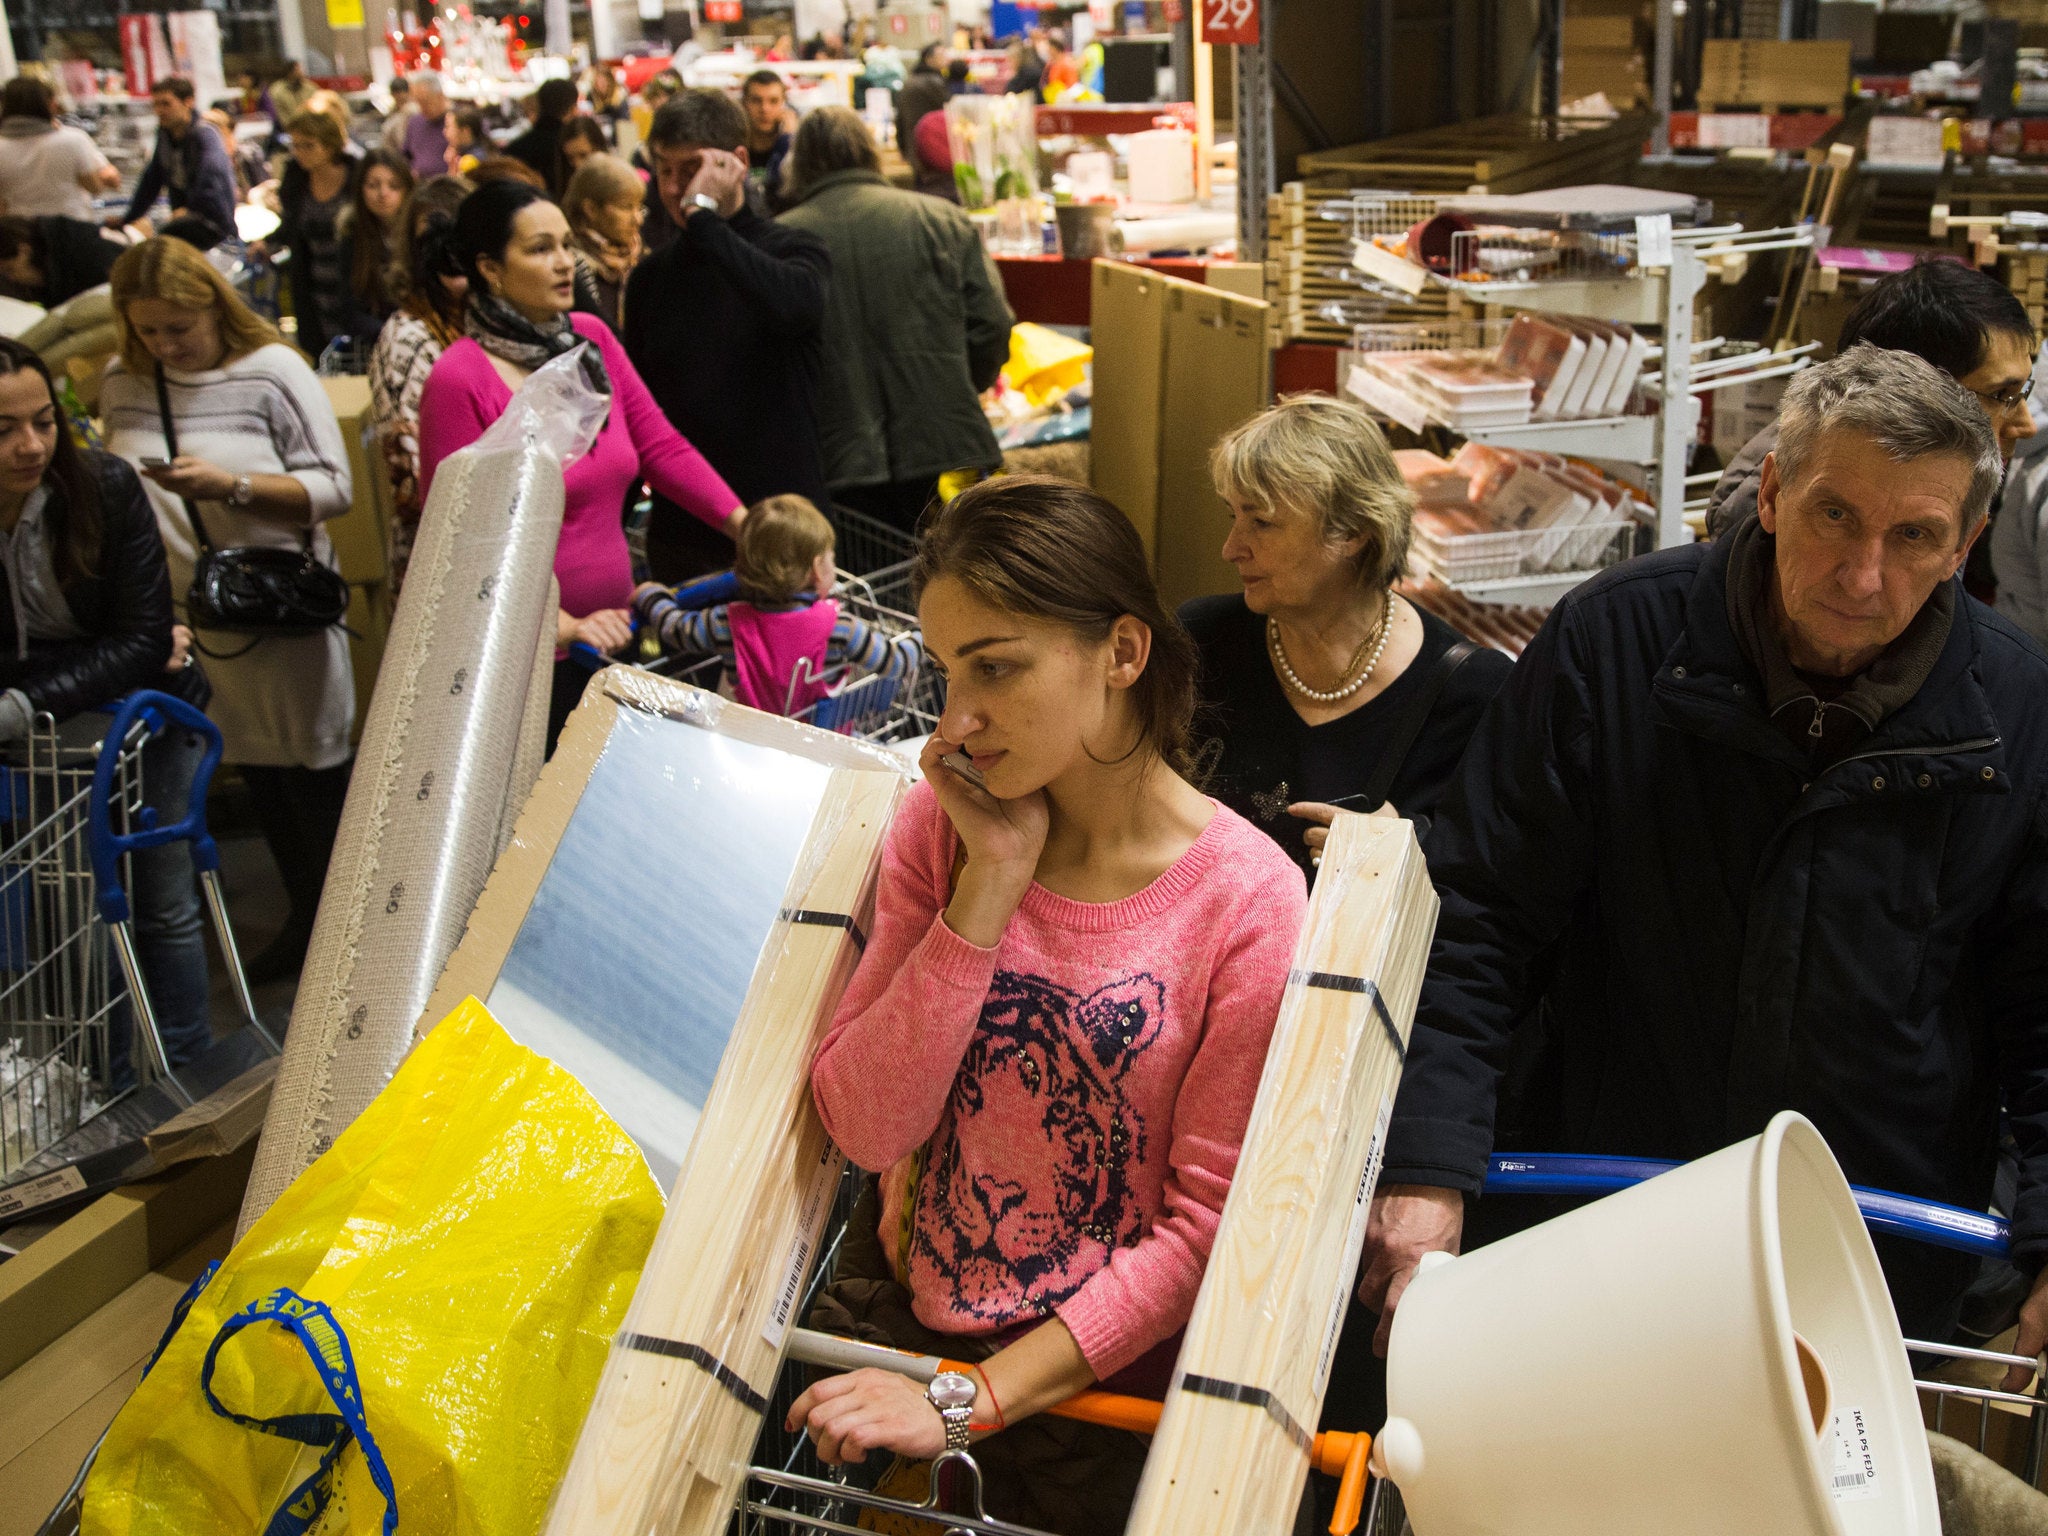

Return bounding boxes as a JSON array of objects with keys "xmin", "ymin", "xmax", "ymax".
[{"xmin": 154, "ymin": 363, "xmax": 349, "ymax": 647}]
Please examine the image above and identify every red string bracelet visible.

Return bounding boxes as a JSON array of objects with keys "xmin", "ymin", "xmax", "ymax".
[{"xmin": 970, "ymin": 1364, "xmax": 1006, "ymax": 1433}]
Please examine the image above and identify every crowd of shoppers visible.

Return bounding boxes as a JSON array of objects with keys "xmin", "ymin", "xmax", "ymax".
[{"xmin": 18, "ymin": 64, "xmax": 2048, "ymax": 1535}]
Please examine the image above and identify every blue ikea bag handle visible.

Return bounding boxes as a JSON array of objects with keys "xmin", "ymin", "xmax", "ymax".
[
  {"xmin": 89, "ymin": 690, "xmax": 225, "ymax": 924},
  {"xmin": 1486, "ymin": 1153, "xmax": 2010, "ymax": 1260},
  {"xmin": 199, "ymin": 1287, "xmax": 399, "ymax": 1536}
]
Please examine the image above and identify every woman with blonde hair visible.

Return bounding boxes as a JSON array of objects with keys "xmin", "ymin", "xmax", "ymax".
[
  {"xmin": 562, "ymin": 151, "xmax": 643, "ymax": 333},
  {"xmin": 100, "ymin": 236, "xmax": 356, "ymax": 983},
  {"xmin": 1182, "ymin": 393, "xmax": 1511, "ymax": 874},
  {"xmin": 274, "ymin": 108, "xmax": 362, "ymax": 358}
]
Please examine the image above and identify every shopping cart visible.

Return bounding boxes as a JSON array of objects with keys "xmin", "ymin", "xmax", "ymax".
[
  {"xmin": 734, "ymin": 1155, "xmax": 2048, "ymax": 1536},
  {"xmin": 0, "ymin": 708, "xmax": 149, "ymax": 1177},
  {"xmin": 87, "ymin": 690, "xmax": 276, "ymax": 1095},
  {"xmin": 0, "ymin": 691, "xmax": 271, "ymax": 1181}
]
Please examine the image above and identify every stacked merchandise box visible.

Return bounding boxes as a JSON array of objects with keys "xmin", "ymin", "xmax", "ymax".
[
  {"xmin": 1697, "ymin": 39, "xmax": 1853, "ymax": 112},
  {"xmin": 1264, "ymin": 182, "xmax": 1455, "ymax": 347},
  {"xmin": 1296, "ymin": 113, "xmax": 1656, "ymax": 195},
  {"xmin": 1562, "ymin": 1, "xmax": 1646, "ymax": 107}
]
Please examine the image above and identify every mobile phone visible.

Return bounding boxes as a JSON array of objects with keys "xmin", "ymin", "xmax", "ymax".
[
  {"xmin": 140, "ymin": 455, "xmax": 170, "ymax": 471},
  {"xmin": 939, "ymin": 751, "xmax": 986, "ymax": 789}
]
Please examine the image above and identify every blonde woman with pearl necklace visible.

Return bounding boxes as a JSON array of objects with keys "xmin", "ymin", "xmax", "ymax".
[{"xmin": 1179, "ymin": 394, "xmax": 1513, "ymax": 882}]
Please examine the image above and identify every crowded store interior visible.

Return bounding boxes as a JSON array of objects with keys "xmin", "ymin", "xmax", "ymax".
[{"xmin": 3, "ymin": 2, "xmax": 2048, "ymax": 1533}]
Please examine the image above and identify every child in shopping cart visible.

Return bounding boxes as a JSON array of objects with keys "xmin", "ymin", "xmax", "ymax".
[{"xmin": 631, "ymin": 494, "xmax": 922, "ymax": 718}]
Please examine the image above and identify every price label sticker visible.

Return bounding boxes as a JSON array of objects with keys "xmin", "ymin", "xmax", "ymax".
[
  {"xmin": 1634, "ymin": 213, "xmax": 1674, "ymax": 270},
  {"xmin": 1200, "ymin": 0, "xmax": 1260, "ymax": 45}
]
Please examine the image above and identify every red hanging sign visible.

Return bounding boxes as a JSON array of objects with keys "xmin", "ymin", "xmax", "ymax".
[
  {"xmin": 1162, "ymin": 0, "xmax": 1184, "ymax": 20},
  {"xmin": 703, "ymin": 0, "xmax": 742, "ymax": 21},
  {"xmin": 1200, "ymin": 0, "xmax": 1259, "ymax": 45}
]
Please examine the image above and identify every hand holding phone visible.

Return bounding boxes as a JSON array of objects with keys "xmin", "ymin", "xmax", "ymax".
[
  {"xmin": 140, "ymin": 455, "xmax": 171, "ymax": 472},
  {"xmin": 939, "ymin": 751, "xmax": 986, "ymax": 789}
]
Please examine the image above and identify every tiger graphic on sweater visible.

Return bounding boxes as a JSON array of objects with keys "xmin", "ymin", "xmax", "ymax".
[{"xmin": 913, "ymin": 969, "xmax": 1165, "ymax": 1321}]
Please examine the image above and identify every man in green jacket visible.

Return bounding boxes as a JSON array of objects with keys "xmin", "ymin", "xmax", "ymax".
[{"xmin": 779, "ymin": 106, "xmax": 1013, "ymax": 531}]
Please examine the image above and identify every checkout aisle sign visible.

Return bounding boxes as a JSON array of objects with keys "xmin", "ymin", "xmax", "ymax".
[{"xmin": 1200, "ymin": 0, "xmax": 1260, "ymax": 46}]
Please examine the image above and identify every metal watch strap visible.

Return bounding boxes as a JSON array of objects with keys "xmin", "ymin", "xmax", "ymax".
[{"xmin": 927, "ymin": 1370, "xmax": 976, "ymax": 1453}]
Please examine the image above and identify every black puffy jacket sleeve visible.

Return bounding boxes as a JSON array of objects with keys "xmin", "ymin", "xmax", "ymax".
[
  {"xmin": 1380, "ymin": 594, "xmax": 1601, "ymax": 1190},
  {"xmin": 10, "ymin": 452, "xmax": 177, "ymax": 720}
]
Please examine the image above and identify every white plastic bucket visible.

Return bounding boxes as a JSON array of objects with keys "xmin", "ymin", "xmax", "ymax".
[{"xmin": 1381, "ymin": 1111, "xmax": 1938, "ymax": 1535}]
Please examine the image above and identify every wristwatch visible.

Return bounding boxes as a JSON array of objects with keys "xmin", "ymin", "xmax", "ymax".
[
  {"xmin": 689, "ymin": 192, "xmax": 721, "ymax": 217},
  {"xmin": 227, "ymin": 473, "xmax": 254, "ymax": 508},
  {"xmin": 926, "ymin": 1370, "xmax": 976, "ymax": 1453}
]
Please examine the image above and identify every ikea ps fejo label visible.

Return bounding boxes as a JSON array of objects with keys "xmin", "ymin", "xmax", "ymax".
[{"xmin": 1828, "ymin": 1406, "xmax": 1880, "ymax": 1502}]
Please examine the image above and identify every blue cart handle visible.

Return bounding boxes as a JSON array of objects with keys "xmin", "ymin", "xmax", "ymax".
[
  {"xmin": 1486, "ymin": 1153, "xmax": 2010, "ymax": 1261},
  {"xmin": 90, "ymin": 690, "xmax": 226, "ymax": 926}
]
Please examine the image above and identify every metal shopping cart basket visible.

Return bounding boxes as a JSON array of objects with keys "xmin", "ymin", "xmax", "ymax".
[
  {"xmin": 0, "ymin": 708, "xmax": 150, "ymax": 1178},
  {"xmin": 0, "ymin": 690, "xmax": 273, "ymax": 1183},
  {"xmin": 734, "ymin": 1153, "xmax": 2048, "ymax": 1536}
]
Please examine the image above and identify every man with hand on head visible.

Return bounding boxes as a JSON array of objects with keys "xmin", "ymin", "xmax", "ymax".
[
  {"xmin": 623, "ymin": 89, "xmax": 832, "ymax": 584},
  {"xmin": 1357, "ymin": 347, "xmax": 2048, "ymax": 1391}
]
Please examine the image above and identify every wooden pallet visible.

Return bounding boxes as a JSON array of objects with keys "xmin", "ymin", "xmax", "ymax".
[
  {"xmin": 1297, "ymin": 112, "xmax": 1654, "ymax": 196},
  {"xmin": 1126, "ymin": 813, "xmax": 1438, "ymax": 1536}
]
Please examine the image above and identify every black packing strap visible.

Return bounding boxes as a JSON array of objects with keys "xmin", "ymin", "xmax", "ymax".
[
  {"xmin": 1178, "ymin": 1373, "xmax": 1312, "ymax": 1452},
  {"xmin": 619, "ymin": 1333, "xmax": 770, "ymax": 1414},
  {"xmin": 780, "ymin": 907, "xmax": 867, "ymax": 953},
  {"xmin": 1289, "ymin": 969, "xmax": 1405, "ymax": 1064}
]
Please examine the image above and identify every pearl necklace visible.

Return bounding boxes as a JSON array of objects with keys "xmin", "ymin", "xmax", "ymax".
[{"xmin": 1268, "ymin": 598, "xmax": 1395, "ymax": 704}]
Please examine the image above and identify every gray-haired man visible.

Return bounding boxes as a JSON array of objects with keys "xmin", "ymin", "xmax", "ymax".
[{"xmin": 1351, "ymin": 347, "xmax": 2048, "ymax": 1392}]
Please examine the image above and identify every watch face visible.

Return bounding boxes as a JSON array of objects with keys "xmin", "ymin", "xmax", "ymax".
[{"xmin": 928, "ymin": 1371, "xmax": 977, "ymax": 1411}]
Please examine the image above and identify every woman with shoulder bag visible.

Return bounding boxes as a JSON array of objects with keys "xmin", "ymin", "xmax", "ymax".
[
  {"xmin": 0, "ymin": 336, "xmax": 214, "ymax": 1081},
  {"xmin": 101, "ymin": 236, "xmax": 356, "ymax": 984}
]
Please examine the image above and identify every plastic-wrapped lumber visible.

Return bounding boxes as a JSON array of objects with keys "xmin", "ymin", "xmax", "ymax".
[
  {"xmin": 527, "ymin": 669, "xmax": 909, "ymax": 1536},
  {"xmin": 238, "ymin": 363, "xmax": 599, "ymax": 1233},
  {"xmin": 1125, "ymin": 812, "xmax": 1439, "ymax": 1536}
]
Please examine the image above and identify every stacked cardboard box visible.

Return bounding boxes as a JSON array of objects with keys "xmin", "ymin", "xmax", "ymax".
[
  {"xmin": 1698, "ymin": 39, "xmax": 1853, "ymax": 111},
  {"xmin": 2003, "ymin": 244, "xmax": 2048, "ymax": 339},
  {"xmin": 1562, "ymin": 3, "xmax": 1645, "ymax": 107}
]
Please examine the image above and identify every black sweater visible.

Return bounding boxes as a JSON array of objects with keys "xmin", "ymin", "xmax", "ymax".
[
  {"xmin": 1180, "ymin": 593, "xmax": 1511, "ymax": 880},
  {"xmin": 623, "ymin": 203, "xmax": 833, "ymax": 528}
]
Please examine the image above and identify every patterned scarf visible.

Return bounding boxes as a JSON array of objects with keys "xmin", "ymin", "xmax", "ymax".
[{"xmin": 464, "ymin": 288, "xmax": 609, "ymax": 396}]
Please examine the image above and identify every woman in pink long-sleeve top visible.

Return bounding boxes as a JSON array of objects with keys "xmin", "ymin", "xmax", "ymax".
[
  {"xmin": 790, "ymin": 477, "xmax": 1307, "ymax": 1536},
  {"xmin": 418, "ymin": 178, "xmax": 743, "ymax": 747}
]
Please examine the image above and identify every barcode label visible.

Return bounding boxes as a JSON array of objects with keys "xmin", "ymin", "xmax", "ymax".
[
  {"xmin": 763, "ymin": 1141, "xmax": 844, "ymax": 1350},
  {"xmin": 0, "ymin": 1164, "xmax": 85, "ymax": 1221},
  {"xmin": 1828, "ymin": 1406, "xmax": 1880, "ymax": 1502},
  {"xmin": 1315, "ymin": 1094, "xmax": 1393, "ymax": 1398}
]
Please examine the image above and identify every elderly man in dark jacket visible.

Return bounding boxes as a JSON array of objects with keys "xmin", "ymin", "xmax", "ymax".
[
  {"xmin": 778, "ymin": 105, "xmax": 1012, "ymax": 532},
  {"xmin": 1358, "ymin": 346, "xmax": 2048, "ymax": 1379}
]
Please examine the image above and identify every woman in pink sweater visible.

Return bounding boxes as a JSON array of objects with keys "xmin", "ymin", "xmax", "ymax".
[
  {"xmin": 417, "ymin": 178, "xmax": 742, "ymax": 746},
  {"xmin": 792, "ymin": 477, "xmax": 1307, "ymax": 1535}
]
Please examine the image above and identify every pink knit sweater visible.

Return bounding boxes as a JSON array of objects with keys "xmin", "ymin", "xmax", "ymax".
[
  {"xmin": 416, "ymin": 314, "xmax": 739, "ymax": 620},
  {"xmin": 812, "ymin": 781, "xmax": 1306, "ymax": 1380}
]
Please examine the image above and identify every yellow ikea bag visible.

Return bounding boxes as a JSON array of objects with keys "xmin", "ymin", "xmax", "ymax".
[{"xmin": 82, "ymin": 997, "xmax": 664, "ymax": 1536}]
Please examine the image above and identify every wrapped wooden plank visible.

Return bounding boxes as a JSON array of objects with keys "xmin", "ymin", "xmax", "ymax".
[
  {"xmin": 1126, "ymin": 813, "xmax": 1438, "ymax": 1536},
  {"xmin": 411, "ymin": 665, "xmax": 910, "ymax": 1536}
]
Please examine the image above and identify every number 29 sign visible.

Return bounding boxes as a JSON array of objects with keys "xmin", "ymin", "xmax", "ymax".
[{"xmin": 1201, "ymin": 0, "xmax": 1260, "ymax": 45}]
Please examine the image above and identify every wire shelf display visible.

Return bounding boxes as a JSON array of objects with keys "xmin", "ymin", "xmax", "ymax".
[
  {"xmin": 1350, "ymin": 319, "xmax": 1514, "ymax": 355},
  {"xmin": 1410, "ymin": 517, "xmax": 1637, "ymax": 590}
]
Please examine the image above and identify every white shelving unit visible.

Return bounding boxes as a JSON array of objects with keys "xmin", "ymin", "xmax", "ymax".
[{"xmin": 1343, "ymin": 222, "xmax": 1816, "ymax": 608}]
